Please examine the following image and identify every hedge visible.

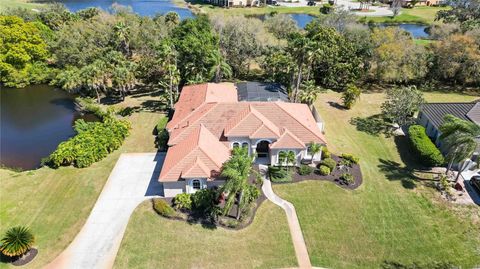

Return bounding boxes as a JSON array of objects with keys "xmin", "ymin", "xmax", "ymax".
[
  {"xmin": 408, "ymin": 125, "xmax": 445, "ymax": 167},
  {"xmin": 48, "ymin": 117, "xmax": 130, "ymax": 168}
]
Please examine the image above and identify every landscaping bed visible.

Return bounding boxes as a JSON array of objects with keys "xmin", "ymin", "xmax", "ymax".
[
  {"xmin": 292, "ymin": 154, "xmax": 363, "ymax": 190},
  {"xmin": 269, "ymin": 153, "xmax": 363, "ymax": 190}
]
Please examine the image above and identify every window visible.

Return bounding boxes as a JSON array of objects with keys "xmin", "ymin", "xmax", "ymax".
[
  {"xmin": 233, "ymin": 142, "xmax": 240, "ymax": 148},
  {"xmin": 242, "ymin": 142, "xmax": 249, "ymax": 148},
  {"xmin": 192, "ymin": 179, "xmax": 201, "ymax": 190}
]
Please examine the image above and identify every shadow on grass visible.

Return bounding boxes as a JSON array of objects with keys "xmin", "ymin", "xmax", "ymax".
[
  {"xmin": 141, "ymin": 100, "xmax": 167, "ymax": 112},
  {"xmin": 378, "ymin": 158, "xmax": 417, "ymax": 189},
  {"xmin": 350, "ymin": 114, "xmax": 392, "ymax": 137},
  {"xmin": 327, "ymin": 101, "xmax": 346, "ymax": 110}
]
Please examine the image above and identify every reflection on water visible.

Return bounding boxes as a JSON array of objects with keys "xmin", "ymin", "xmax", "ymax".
[
  {"xmin": 57, "ymin": 0, "xmax": 194, "ymax": 18},
  {"xmin": 0, "ymin": 85, "xmax": 96, "ymax": 170}
]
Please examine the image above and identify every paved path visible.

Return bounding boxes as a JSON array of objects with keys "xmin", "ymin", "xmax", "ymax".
[
  {"xmin": 259, "ymin": 165, "xmax": 313, "ymax": 269},
  {"xmin": 46, "ymin": 153, "xmax": 165, "ymax": 269}
]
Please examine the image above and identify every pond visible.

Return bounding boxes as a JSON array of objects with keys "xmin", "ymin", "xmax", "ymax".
[
  {"xmin": 0, "ymin": 85, "xmax": 97, "ymax": 170},
  {"xmin": 379, "ymin": 23, "xmax": 429, "ymax": 38},
  {"xmin": 57, "ymin": 0, "xmax": 194, "ymax": 18},
  {"xmin": 248, "ymin": 13, "xmax": 316, "ymax": 29}
]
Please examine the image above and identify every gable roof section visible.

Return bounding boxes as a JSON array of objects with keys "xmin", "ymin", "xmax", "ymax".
[
  {"xmin": 159, "ymin": 124, "xmax": 230, "ymax": 181},
  {"xmin": 167, "ymin": 83, "xmax": 237, "ymax": 130},
  {"xmin": 224, "ymin": 105, "xmax": 280, "ymax": 138},
  {"xmin": 270, "ymin": 129, "xmax": 305, "ymax": 149},
  {"xmin": 467, "ymin": 103, "xmax": 480, "ymax": 125},
  {"xmin": 421, "ymin": 102, "xmax": 477, "ymax": 129}
]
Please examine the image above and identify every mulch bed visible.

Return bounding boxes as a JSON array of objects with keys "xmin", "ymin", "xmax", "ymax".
[
  {"xmin": 9, "ymin": 248, "xmax": 38, "ymax": 266},
  {"xmin": 276, "ymin": 154, "xmax": 363, "ymax": 190}
]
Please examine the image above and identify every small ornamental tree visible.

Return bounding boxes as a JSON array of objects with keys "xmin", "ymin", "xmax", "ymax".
[
  {"xmin": 381, "ymin": 86, "xmax": 424, "ymax": 126},
  {"xmin": 0, "ymin": 226, "xmax": 35, "ymax": 257},
  {"xmin": 341, "ymin": 84, "xmax": 361, "ymax": 109}
]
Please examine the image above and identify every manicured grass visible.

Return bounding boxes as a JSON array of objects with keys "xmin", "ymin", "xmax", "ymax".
[
  {"xmin": 179, "ymin": 0, "xmax": 321, "ymax": 16},
  {"xmin": 114, "ymin": 201, "xmax": 297, "ymax": 269},
  {"xmin": 0, "ymin": 0, "xmax": 45, "ymax": 12},
  {"xmin": 360, "ymin": 6, "xmax": 449, "ymax": 24},
  {"xmin": 0, "ymin": 108, "xmax": 164, "ymax": 268},
  {"xmin": 273, "ymin": 91, "xmax": 480, "ymax": 269},
  {"xmin": 414, "ymin": 38, "xmax": 434, "ymax": 45}
]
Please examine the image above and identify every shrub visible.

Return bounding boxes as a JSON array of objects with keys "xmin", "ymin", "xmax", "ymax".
[
  {"xmin": 0, "ymin": 226, "xmax": 35, "ymax": 257},
  {"xmin": 173, "ymin": 193, "xmax": 192, "ymax": 210},
  {"xmin": 318, "ymin": 165, "xmax": 331, "ymax": 175},
  {"xmin": 341, "ymin": 153, "xmax": 360, "ymax": 164},
  {"xmin": 268, "ymin": 166, "xmax": 292, "ymax": 182},
  {"xmin": 153, "ymin": 198, "xmax": 175, "ymax": 218},
  {"xmin": 191, "ymin": 189, "xmax": 217, "ymax": 212},
  {"xmin": 321, "ymin": 158, "xmax": 337, "ymax": 171},
  {"xmin": 299, "ymin": 164, "xmax": 313, "ymax": 175},
  {"xmin": 340, "ymin": 173, "xmax": 354, "ymax": 185},
  {"xmin": 408, "ymin": 125, "xmax": 445, "ymax": 167},
  {"xmin": 321, "ymin": 146, "xmax": 330, "ymax": 159},
  {"xmin": 339, "ymin": 158, "xmax": 353, "ymax": 167},
  {"xmin": 246, "ymin": 184, "xmax": 261, "ymax": 203},
  {"xmin": 320, "ymin": 3, "xmax": 334, "ymax": 14},
  {"xmin": 341, "ymin": 84, "xmax": 361, "ymax": 109},
  {"xmin": 48, "ymin": 117, "xmax": 130, "ymax": 168},
  {"xmin": 156, "ymin": 117, "xmax": 169, "ymax": 151}
]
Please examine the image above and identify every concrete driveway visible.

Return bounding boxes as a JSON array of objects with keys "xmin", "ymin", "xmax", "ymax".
[{"xmin": 46, "ymin": 152, "xmax": 165, "ymax": 269}]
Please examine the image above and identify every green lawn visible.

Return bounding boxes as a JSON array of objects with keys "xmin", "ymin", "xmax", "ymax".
[
  {"xmin": 0, "ymin": 0, "xmax": 45, "ymax": 12},
  {"xmin": 273, "ymin": 91, "xmax": 480, "ymax": 269},
  {"xmin": 114, "ymin": 201, "xmax": 297, "ymax": 269},
  {"xmin": 361, "ymin": 6, "xmax": 449, "ymax": 24},
  {"xmin": 0, "ymin": 92, "xmax": 165, "ymax": 268}
]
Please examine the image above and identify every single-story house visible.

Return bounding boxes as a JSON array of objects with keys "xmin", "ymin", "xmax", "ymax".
[
  {"xmin": 205, "ymin": 0, "xmax": 260, "ymax": 7},
  {"xmin": 159, "ymin": 82, "xmax": 327, "ymax": 197},
  {"xmin": 417, "ymin": 101, "xmax": 480, "ymax": 159}
]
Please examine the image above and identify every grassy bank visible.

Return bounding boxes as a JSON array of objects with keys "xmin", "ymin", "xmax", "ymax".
[
  {"xmin": 360, "ymin": 6, "xmax": 449, "ymax": 24},
  {"xmin": 114, "ymin": 201, "xmax": 296, "ymax": 269},
  {"xmin": 0, "ymin": 0, "xmax": 45, "ymax": 12},
  {"xmin": 273, "ymin": 91, "xmax": 480, "ymax": 268},
  {"xmin": 0, "ymin": 93, "xmax": 165, "ymax": 268}
]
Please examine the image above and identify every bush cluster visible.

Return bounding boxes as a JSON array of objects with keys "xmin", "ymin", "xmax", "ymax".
[
  {"xmin": 321, "ymin": 158, "xmax": 337, "ymax": 171},
  {"xmin": 153, "ymin": 198, "xmax": 175, "ymax": 218},
  {"xmin": 48, "ymin": 117, "xmax": 130, "ymax": 168},
  {"xmin": 268, "ymin": 166, "xmax": 292, "ymax": 182},
  {"xmin": 340, "ymin": 153, "xmax": 359, "ymax": 164},
  {"xmin": 408, "ymin": 125, "xmax": 445, "ymax": 167},
  {"xmin": 173, "ymin": 193, "xmax": 192, "ymax": 210},
  {"xmin": 340, "ymin": 173, "xmax": 354, "ymax": 185},
  {"xmin": 299, "ymin": 164, "xmax": 313, "ymax": 176},
  {"xmin": 155, "ymin": 117, "xmax": 169, "ymax": 151},
  {"xmin": 321, "ymin": 146, "xmax": 330, "ymax": 159},
  {"xmin": 318, "ymin": 165, "xmax": 331, "ymax": 176}
]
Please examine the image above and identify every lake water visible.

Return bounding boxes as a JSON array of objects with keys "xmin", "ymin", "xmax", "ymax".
[
  {"xmin": 0, "ymin": 85, "xmax": 96, "ymax": 170},
  {"xmin": 249, "ymin": 13, "xmax": 315, "ymax": 29},
  {"xmin": 380, "ymin": 23, "xmax": 429, "ymax": 38},
  {"xmin": 58, "ymin": 0, "xmax": 194, "ymax": 18}
]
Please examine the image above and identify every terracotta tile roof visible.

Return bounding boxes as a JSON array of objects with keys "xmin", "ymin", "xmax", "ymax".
[
  {"xmin": 224, "ymin": 105, "xmax": 280, "ymax": 138},
  {"xmin": 167, "ymin": 83, "xmax": 237, "ymax": 130},
  {"xmin": 159, "ymin": 124, "xmax": 230, "ymax": 181},
  {"xmin": 270, "ymin": 129, "xmax": 305, "ymax": 149},
  {"xmin": 160, "ymin": 83, "xmax": 327, "ymax": 182}
]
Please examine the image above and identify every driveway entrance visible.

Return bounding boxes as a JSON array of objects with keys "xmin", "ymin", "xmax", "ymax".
[{"xmin": 46, "ymin": 152, "xmax": 165, "ymax": 269}]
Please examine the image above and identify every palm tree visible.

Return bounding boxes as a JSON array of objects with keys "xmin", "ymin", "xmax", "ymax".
[
  {"xmin": 439, "ymin": 114, "xmax": 480, "ymax": 179},
  {"xmin": 0, "ymin": 226, "xmax": 35, "ymax": 258},
  {"xmin": 221, "ymin": 147, "xmax": 254, "ymax": 220},
  {"xmin": 309, "ymin": 142, "xmax": 322, "ymax": 164},
  {"xmin": 286, "ymin": 151, "xmax": 296, "ymax": 169},
  {"xmin": 209, "ymin": 52, "xmax": 232, "ymax": 83},
  {"xmin": 114, "ymin": 21, "xmax": 131, "ymax": 56},
  {"xmin": 298, "ymin": 80, "xmax": 322, "ymax": 105}
]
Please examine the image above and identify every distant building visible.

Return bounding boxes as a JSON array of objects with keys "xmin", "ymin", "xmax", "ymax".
[{"xmin": 205, "ymin": 0, "xmax": 260, "ymax": 7}]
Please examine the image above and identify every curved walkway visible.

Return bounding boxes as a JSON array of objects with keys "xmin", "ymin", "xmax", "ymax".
[
  {"xmin": 259, "ymin": 165, "xmax": 313, "ymax": 269},
  {"xmin": 46, "ymin": 153, "xmax": 165, "ymax": 269}
]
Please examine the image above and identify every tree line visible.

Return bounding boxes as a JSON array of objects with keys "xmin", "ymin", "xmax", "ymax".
[{"xmin": 0, "ymin": 1, "xmax": 479, "ymax": 107}]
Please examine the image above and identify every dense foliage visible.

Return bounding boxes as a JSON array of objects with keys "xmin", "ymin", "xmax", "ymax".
[
  {"xmin": 408, "ymin": 125, "xmax": 445, "ymax": 167},
  {"xmin": 0, "ymin": 16, "xmax": 51, "ymax": 87},
  {"xmin": 48, "ymin": 116, "xmax": 130, "ymax": 168},
  {"xmin": 153, "ymin": 198, "xmax": 175, "ymax": 218},
  {"xmin": 318, "ymin": 165, "xmax": 331, "ymax": 175},
  {"xmin": 299, "ymin": 164, "xmax": 313, "ymax": 175},
  {"xmin": 0, "ymin": 226, "xmax": 35, "ymax": 257},
  {"xmin": 321, "ymin": 157, "xmax": 337, "ymax": 170},
  {"xmin": 268, "ymin": 166, "xmax": 292, "ymax": 182},
  {"xmin": 381, "ymin": 86, "xmax": 424, "ymax": 126}
]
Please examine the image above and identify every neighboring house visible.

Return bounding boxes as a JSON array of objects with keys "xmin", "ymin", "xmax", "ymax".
[
  {"xmin": 159, "ymin": 82, "xmax": 327, "ymax": 197},
  {"xmin": 380, "ymin": 0, "xmax": 444, "ymax": 6},
  {"xmin": 417, "ymin": 102, "xmax": 480, "ymax": 159},
  {"xmin": 205, "ymin": 0, "xmax": 260, "ymax": 7}
]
